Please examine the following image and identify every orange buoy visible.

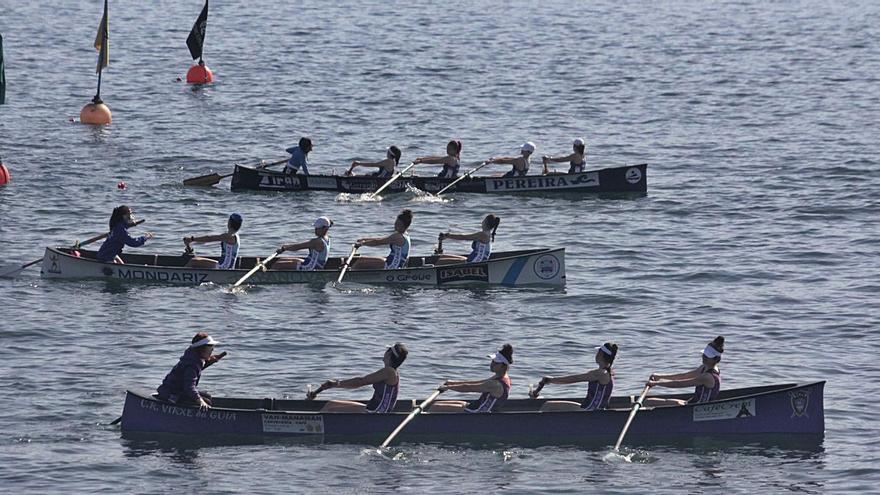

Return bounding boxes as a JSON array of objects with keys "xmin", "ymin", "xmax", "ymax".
[
  {"xmin": 80, "ymin": 101, "xmax": 112, "ymax": 125},
  {"xmin": 0, "ymin": 161, "xmax": 10, "ymax": 186},
  {"xmin": 186, "ymin": 63, "xmax": 214, "ymax": 84}
]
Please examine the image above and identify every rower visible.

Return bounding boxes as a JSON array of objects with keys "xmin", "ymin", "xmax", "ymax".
[
  {"xmin": 533, "ymin": 342, "xmax": 618, "ymax": 412},
  {"xmin": 351, "ymin": 209, "xmax": 413, "ymax": 270},
  {"xmin": 182, "ymin": 213, "xmax": 243, "ymax": 269},
  {"xmin": 413, "ymin": 140, "xmax": 462, "ymax": 178},
  {"xmin": 542, "ymin": 138, "xmax": 586, "ymax": 175},
  {"xmin": 285, "ymin": 137, "xmax": 313, "ymax": 175},
  {"xmin": 346, "ymin": 146, "xmax": 401, "ymax": 178},
  {"xmin": 428, "ymin": 344, "xmax": 513, "ymax": 413},
  {"xmin": 156, "ymin": 332, "xmax": 226, "ymax": 411},
  {"xmin": 306, "ymin": 343, "xmax": 409, "ymax": 413},
  {"xmin": 486, "ymin": 142, "xmax": 535, "ymax": 178},
  {"xmin": 272, "ymin": 217, "xmax": 333, "ymax": 270},
  {"xmin": 434, "ymin": 214, "xmax": 500, "ymax": 265},
  {"xmin": 643, "ymin": 336, "xmax": 725, "ymax": 407},
  {"xmin": 96, "ymin": 205, "xmax": 154, "ymax": 264}
]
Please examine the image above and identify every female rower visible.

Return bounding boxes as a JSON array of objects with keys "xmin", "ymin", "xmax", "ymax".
[
  {"xmin": 532, "ymin": 342, "xmax": 618, "ymax": 412},
  {"xmin": 182, "ymin": 213, "xmax": 243, "ymax": 269},
  {"xmin": 272, "ymin": 217, "xmax": 333, "ymax": 270},
  {"xmin": 306, "ymin": 343, "xmax": 409, "ymax": 413},
  {"xmin": 644, "ymin": 336, "xmax": 725, "ymax": 407},
  {"xmin": 346, "ymin": 146, "xmax": 401, "ymax": 178},
  {"xmin": 434, "ymin": 214, "xmax": 501, "ymax": 265},
  {"xmin": 413, "ymin": 140, "xmax": 462, "ymax": 178},
  {"xmin": 429, "ymin": 344, "xmax": 513, "ymax": 413},
  {"xmin": 487, "ymin": 142, "xmax": 536, "ymax": 177},
  {"xmin": 96, "ymin": 205, "xmax": 154, "ymax": 263},
  {"xmin": 156, "ymin": 332, "xmax": 226, "ymax": 410},
  {"xmin": 542, "ymin": 138, "xmax": 586, "ymax": 175},
  {"xmin": 285, "ymin": 136, "xmax": 313, "ymax": 175},
  {"xmin": 351, "ymin": 209, "xmax": 413, "ymax": 270}
]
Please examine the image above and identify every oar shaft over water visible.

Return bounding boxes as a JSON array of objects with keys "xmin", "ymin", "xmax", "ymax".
[
  {"xmin": 613, "ymin": 385, "xmax": 651, "ymax": 451},
  {"xmin": 379, "ymin": 388, "xmax": 443, "ymax": 449},
  {"xmin": 335, "ymin": 245, "xmax": 359, "ymax": 284},
  {"xmin": 233, "ymin": 251, "xmax": 280, "ymax": 287},
  {"xmin": 369, "ymin": 162, "xmax": 415, "ymax": 199},
  {"xmin": 436, "ymin": 161, "xmax": 488, "ymax": 196}
]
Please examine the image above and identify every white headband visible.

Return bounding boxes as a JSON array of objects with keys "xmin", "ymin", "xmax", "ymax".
[
  {"xmin": 189, "ymin": 336, "xmax": 219, "ymax": 349},
  {"xmin": 488, "ymin": 351, "xmax": 511, "ymax": 366},
  {"xmin": 596, "ymin": 344, "xmax": 613, "ymax": 356},
  {"xmin": 702, "ymin": 345, "xmax": 722, "ymax": 359}
]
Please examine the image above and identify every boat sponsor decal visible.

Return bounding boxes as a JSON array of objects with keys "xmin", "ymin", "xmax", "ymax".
[
  {"xmin": 259, "ymin": 174, "xmax": 300, "ymax": 189},
  {"xmin": 114, "ymin": 267, "xmax": 209, "ymax": 284},
  {"xmin": 48, "ymin": 253, "xmax": 61, "ymax": 274},
  {"xmin": 304, "ymin": 176, "xmax": 339, "ymax": 189},
  {"xmin": 437, "ymin": 264, "xmax": 489, "ymax": 284},
  {"xmin": 625, "ymin": 167, "xmax": 642, "ymax": 184},
  {"xmin": 533, "ymin": 254, "xmax": 561, "ymax": 280},
  {"xmin": 419, "ymin": 180, "xmax": 447, "ymax": 192},
  {"xmin": 262, "ymin": 413, "xmax": 324, "ymax": 434},
  {"xmin": 340, "ymin": 178, "xmax": 406, "ymax": 192},
  {"xmin": 789, "ymin": 389, "xmax": 811, "ymax": 418},
  {"xmin": 693, "ymin": 398, "xmax": 756, "ymax": 422},
  {"xmin": 139, "ymin": 398, "xmax": 237, "ymax": 421},
  {"xmin": 487, "ymin": 172, "xmax": 599, "ymax": 192},
  {"xmin": 384, "ymin": 272, "xmax": 433, "ymax": 283}
]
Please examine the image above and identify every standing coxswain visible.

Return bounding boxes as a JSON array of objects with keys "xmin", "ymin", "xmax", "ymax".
[
  {"xmin": 182, "ymin": 213, "xmax": 243, "ymax": 269},
  {"xmin": 96, "ymin": 205, "xmax": 154, "ymax": 264},
  {"xmin": 486, "ymin": 142, "xmax": 536, "ymax": 177},
  {"xmin": 542, "ymin": 138, "xmax": 586, "ymax": 174},
  {"xmin": 346, "ymin": 146, "xmax": 401, "ymax": 178},
  {"xmin": 533, "ymin": 342, "xmax": 618, "ymax": 412},
  {"xmin": 351, "ymin": 209, "xmax": 413, "ymax": 270},
  {"xmin": 272, "ymin": 217, "xmax": 333, "ymax": 270},
  {"xmin": 434, "ymin": 214, "xmax": 501, "ymax": 265},
  {"xmin": 428, "ymin": 344, "xmax": 514, "ymax": 413},
  {"xmin": 643, "ymin": 336, "xmax": 725, "ymax": 407},
  {"xmin": 413, "ymin": 140, "xmax": 462, "ymax": 178},
  {"xmin": 285, "ymin": 137, "xmax": 313, "ymax": 175}
]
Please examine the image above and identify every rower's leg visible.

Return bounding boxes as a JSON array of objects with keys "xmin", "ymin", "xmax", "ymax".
[
  {"xmin": 539, "ymin": 400, "xmax": 583, "ymax": 412},
  {"xmin": 271, "ymin": 257, "xmax": 303, "ymax": 270},
  {"xmin": 642, "ymin": 397, "xmax": 687, "ymax": 407},
  {"xmin": 185, "ymin": 257, "xmax": 220, "ymax": 269},
  {"xmin": 425, "ymin": 401, "xmax": 469, "ymax": 412},
  {"xmin": 351, "ymin": 257, "xmax": 386, "ymax": 270},
  {"xmin": 434, "ymin": 255, "xmax": 468, "ymax": 266},
  {"xmin": 320, "ymin": 400, "xmax": 367, "ymax": 413}
]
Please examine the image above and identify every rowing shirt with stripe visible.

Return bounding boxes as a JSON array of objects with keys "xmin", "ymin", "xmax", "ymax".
[
  {"xmin": 298, "ymin": 236, "xmax": 330, "ymax": 271},
  {"xmin": 372, "ymin": 167, "xmax": 392, "ymax": 178},
  {"xmin": 365, "ymin": 380, "xmax": 399, "ymax": 413},
  {"xmin": 466, "ymin": 236, "xmax": 492, "ymax": 263},
  {"xmin": 502, "ymin": 156, "xmax": 531, "ymax": 178},
  {"xmin": 384, "ymin": 234, "xmax": 410, "ymax": 269},
  {"xmin": 580, "ymin": 369, "xmax": 614, "ymax": 411},
  {"xmin": 465, "ymin": 375, "xmax": 511, "ymax": 413},
  {"xmin": 217, "ymin": 234, "xmax": 240, "ymax": 270},
  {"xmin": 438, "ymin": 157, "xmax": 460, "ymax": 178},
  {"xmin": 568, "ymin": 159, "xmax": 585, "ymax": 174},
  {"xmin": 687, "ymin": 367, "xmax": 721, "ymax": 404}
]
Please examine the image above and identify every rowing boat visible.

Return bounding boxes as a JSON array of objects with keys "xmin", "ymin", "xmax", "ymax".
[
  {"xmin": 39, "ymin": 246, "xmax": 565, "ymax": 286},
  {"xmin": 119, "ymin": 382, "xmax": 824, "ymax": 446},
  {"xmin": 230, "ymin": 163, "xmax": 647, "ymax": 195}
]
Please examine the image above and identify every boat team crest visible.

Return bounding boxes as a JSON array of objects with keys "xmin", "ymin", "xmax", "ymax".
[{"xmin": 789, "ymin": 390, "xmax": 811, "ymax": 418}]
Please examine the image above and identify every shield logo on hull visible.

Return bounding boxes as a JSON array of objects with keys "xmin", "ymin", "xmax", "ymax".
[{"xmin": 789, "ymin": 390, "xmax": 811, "ymax": 418}]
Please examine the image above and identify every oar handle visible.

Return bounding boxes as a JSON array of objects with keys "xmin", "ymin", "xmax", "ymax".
[
  {"xmin": 203, "ymin": 351, "xmax": 227, "ymax": 370},
  {"xmin": 75, "ymin": 219, "xmax": 146, "ymax": 249}
]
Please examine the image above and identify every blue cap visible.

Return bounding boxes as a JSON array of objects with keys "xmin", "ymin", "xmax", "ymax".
[{"xmin": 229, "ymin": 213, "xmax": 243, "ymax": 223}]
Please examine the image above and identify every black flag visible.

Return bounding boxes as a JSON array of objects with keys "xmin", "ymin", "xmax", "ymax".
[{"xmin": 186, "ymin": 0, "xmax": 208, "ymax": 61}]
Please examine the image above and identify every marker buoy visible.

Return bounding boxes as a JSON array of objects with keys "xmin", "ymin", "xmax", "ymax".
[
  {"xmin": 0, "ymin": 161, "xmax": 10, "ymax": 185},
  {"xmin": 80, "ymin": 101, "xmax": 112, "ymax": 125},
  {"xmin": 186, "ymin": 64, "xmax": 214, "ymax": 84},
  {"xmin": 117, "ymin": 181, "xmax": 126, "ymax": 190}
]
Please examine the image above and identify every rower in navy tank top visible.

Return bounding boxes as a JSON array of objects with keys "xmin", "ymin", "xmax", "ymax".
[
  {"xmin": 542, "ymin": 138, "xmax": 586, "ymax": 175},
  {"xmin": 413, "ymin": 140, "xmax": 462, "ymax": 178},
  {"xmin": 429, "ymin": 344, "xmax": 515, "ymax": 413},
  {"xmin": 435, "ymin": 214, "xmax": 501, "ymax": 266},
  {"xmin": 533, "ymin": 342, "xmax": 619, "ymax": 412},
  {"xmin": 273, "ymin": 217, "xmax": 333, "ymax": 271},
  {"xmin": 307, "ymin": 343, "xmax": 409, "ymax": 413},
  {"xmin": 183, "ymin": 213, "xmax": 243, "ymax": 270},
  {"xmin": 644, "ymin": 336, "xmax": 726, "ymax": 407},
  {"xmin": 346, "ymin": 145, "xmax": 401, "ymax": 179},
  {"xmin": 351, "ymin": 209, "xmax": 414, "ymax": 270},
  {"xmin": 487, "ymin": 142, "xmax": 535, "ymax": 178}
]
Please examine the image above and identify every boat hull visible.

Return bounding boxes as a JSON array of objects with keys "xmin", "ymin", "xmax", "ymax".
[
  {"xmin": 230, "ymin": 164, "xmax": 648, "ymax": 195},
  {"xmin": 40, "ymin": 247, "xmax": 565, "ymax": 287},
  {"xmin": 120, "ymin": 382, "xmax": 824, "ymax": 446}
]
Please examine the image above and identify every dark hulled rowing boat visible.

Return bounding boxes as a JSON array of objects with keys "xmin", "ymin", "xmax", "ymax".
[
  {"xmin": 119, "ymin": 382, "xmax": 824, "ymax": 446},
  {"xmin": 230, "ymin": 163, "xmax": 647, "ymax": 195}
]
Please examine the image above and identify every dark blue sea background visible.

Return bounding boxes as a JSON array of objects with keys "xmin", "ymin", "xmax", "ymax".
[{"xmin": 1, "ymin": 0, "xmax": 878, "ymax": 493}]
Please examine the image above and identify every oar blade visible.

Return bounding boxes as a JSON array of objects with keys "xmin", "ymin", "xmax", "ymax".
[
  {"xmin": 183, "ymin": 173, "xmax": 223, "ymax": 187},
  {"xmin": 0, "ymin": 264, "xmax": 25, "ymax": 278}
]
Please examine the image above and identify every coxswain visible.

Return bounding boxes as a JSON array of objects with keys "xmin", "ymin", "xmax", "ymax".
[
  {"xmin": 182, "ymin": 213, "xmax": 243, "ymax": 269},
  {"xmin": 351, "ymin": 209, "xmax": 413, "ymax": 270},
  {"xmin": 542, "ymin": 138, "xmax": 586, "ymax": 174},
  {"xmin": 428, "ymin": 344, "xmax": 513, "ymax": 413},
  {"xmin": 156, "ymin": 332, "xmax": 226, "ymax": 410},
  {"xmin": 532, "ymin": 342, "xmax": 618, "ymax": 412},
  {"xmin": 643, "ymin": 336, "xmax": 725, "ymax": 406},
  {"xmin": 346, "ymin": 146, "xmax": 401, "ymax": 178},
  {"xmin": 434, "ymin": 214, "xmax": 501, "ymax": 265},
  {"xmin": 306, "ymin": 343, "xmax": 409, "ymax": 413},
  {"xmin": 272, "ymin": 217, "xmax": 333, "ymax": 270},
  {"xmin": 486, "ymin": 142, "xmax": 536, "ymax": 177},
  {"xmin": 285, "ymin": 137, "xmax": 313, "ymax": 175},
  {"xmin": 96, "ymin": 205, "xmax": 154, "ymax": 264}
]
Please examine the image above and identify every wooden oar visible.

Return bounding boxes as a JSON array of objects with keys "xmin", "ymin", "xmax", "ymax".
[
  {"xmin": 367, "ymin": 162, "xmax": 415, "ymax": 199},
  {"xmin": 0, "ymin": 219, "xmax": 146, "ymax": 278},
  {"xmin": 232, "ymin": 251, "xmax": 281, "ymax": 288},
  {"xmin": 612, "ymin": 384, "xmax": 651, "ymax": 451},
  {"xmin": 379, "ymin": 388, "xmax": 444, "ymax": 449},
  {"xmin": 335, "ymin": 244, "xmax": 359, "ymax": 284},
  {"xmin": 435, "ymin": 161, "xmax": 488, "ymax": 196},
  {"xmin": 183, "ymin": 158, "xmax": 286, "ymax": 186}
]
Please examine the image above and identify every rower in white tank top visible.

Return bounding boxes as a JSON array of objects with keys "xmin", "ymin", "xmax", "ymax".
[
  {"xmin": 434, "ymin": 214, "xmax": 500, "ymax": 266},
  {"xmin": 217, "ymin": 233, "xmax": 240, "ymax": 269},
  {"xmin": 183, "ymin": 213, "xmax": 244, "ymax": 270},
  {"xmin": 273, "ymin": 217, "xmax": 334, "ymax": 271}
]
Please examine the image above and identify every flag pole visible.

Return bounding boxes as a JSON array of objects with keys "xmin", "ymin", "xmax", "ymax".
[{"xmin": 93, "ymin": 0, "xmax": 108, "ymax": 104}]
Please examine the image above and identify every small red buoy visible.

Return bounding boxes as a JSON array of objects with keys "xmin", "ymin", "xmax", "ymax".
[
  {"xmin": 80, "ymin": 102, "xmax": 112, "ymax": 125},
  {"xmin": 186, "ymin": 64, "xmax": 214, "ymax": 84},
  {"xmin": 0, "ymin": 161, "xmax": 10, "ymax": 186},
  {"xmin": 117, "ymin": 181, "xmax": 126, "ymax": 190},
  {"xmin": 72, "ymin": 250, "xmax": 81, "ymax": 258}
]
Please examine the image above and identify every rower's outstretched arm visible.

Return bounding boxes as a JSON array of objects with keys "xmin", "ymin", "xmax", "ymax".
[
  {"xmin": 356, "ymin": 233, "xmax": 398, "ymax": 247},
  {"xmin": 651, "ymin": 366, "xmax": 703, "ymax": 381},
  {"xmin": 543, "ymin": 153, "xmax": 576, "ymax": 164},
  {"xmin": 334, "ymin": 368, "xmax": 392, "ymax": 389},
  {"xmin": 441, "ymin": 231, "xmax": 483, "ymax": 242},
  {"xmin": 278, "ymin": 239, "xmax": 313, "ymax": 253},
  {"xmin": 186, "ymin": 233, "xmax": 234, "ymax": 245},
  {"xmin": 414, "ymin": 156, "xmax": 449, "ymax": 165}
]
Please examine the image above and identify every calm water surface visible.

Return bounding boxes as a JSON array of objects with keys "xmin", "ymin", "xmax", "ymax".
[{"xmin": 1, "ymin": 0, "xmax": 879, "ymax": 493}]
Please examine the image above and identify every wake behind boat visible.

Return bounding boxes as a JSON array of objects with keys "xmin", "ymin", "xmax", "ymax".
[
  {"xmin": 40, "ymin": 246, "xmax": 565, "ymax": 287},
  {"xmin": 119, "ymin": 382, "xmax": 824, "ymax": 446},
  {"xmin": 230, "ymin": 163, "xmax": 647, "ymax": 195}
]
